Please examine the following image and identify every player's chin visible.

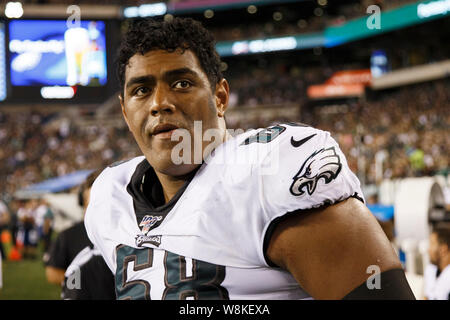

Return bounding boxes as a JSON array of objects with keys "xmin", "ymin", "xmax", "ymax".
[
  {"xmin": 153, "ymin": 161, "xmax": 200, "ymax": 177},
  {"xmin": 144, "ymin": 145, "xmax": 198, "ymax": 173},
  {"xmin": 164, "ymin": 163, "xmax": 200, "ymax": 177}
]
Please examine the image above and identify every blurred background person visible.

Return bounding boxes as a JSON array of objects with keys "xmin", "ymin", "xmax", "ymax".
[
  {"xmin": 60, "ymin": 168, "xmax": 115, "ymax": 300},
  {"xmin": 8, "ymin": 200, "xmax": 20, "ymax": 248},
  {"xmin": 34, "ymin": 198, "xmax": 54, "ymax": 262},
  {"xmin": 17, "ymin": 199, "xmax": 39, "ymax": 259},
  {"xmin": 46, "ymin": 168, "xmax": 115, "ymax": 300},
  {"xmin": 45, "ymin": 191, "xmax": 92, "ymax": 285},
  {"xmin": 366, "ymin": 193, "xmax": 395, "ymax": 243},
  {"xmin": 0, "ymin": 200, "xmax": 10, "ymax": 260},
  {"xmin": 424, "ymin": 223, "xmax": 450, "ymax": 300}
]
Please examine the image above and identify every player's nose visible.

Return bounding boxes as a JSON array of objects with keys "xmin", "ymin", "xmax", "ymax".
[{"xmin": 149, "ymin": 84, "xmax": 175, "ymax": 116}]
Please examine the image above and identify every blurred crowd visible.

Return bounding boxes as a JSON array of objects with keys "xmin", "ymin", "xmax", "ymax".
[
  {"xmin": 209, "ymin": 0, "xmax": 419, "ymax": 41},
  {"xmin": 0, "ymin": 111, "xmax": 139, "ymax": 197},
  {"xmin": 225, "ymin": 62, "xmax": 309, "ymax": 108}
]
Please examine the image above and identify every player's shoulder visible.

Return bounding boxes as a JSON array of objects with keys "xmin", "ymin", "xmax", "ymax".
[
  {"xmin": 87, "ymin": 156, "xmax": 146, "ymax": 207},
  {"xmin": 277, "ymin": 123, "xmax": 342, "ymax": 164},
  {"xmin": 85, "ymin": 157, "xmax": 145, "ymax": 253},
  {"xmin": 238, "ymin": 122, "xmax": 330, "ymax": 148},
  {"xmin": 280, "ymin": 122, "xmax": 332, "ymax": 147},
  {"xmin": 106, "ymin": 155, "xmax": 145, "ymax": 173},
  {"xmin": 208, "ymin": 122, "xmax": 332, "ymax": 179},
  {"xmin": 93, "ymin": 156, "xmax": 145, "ymax": 187},
  {"xmin": 233, "ymin": 123, "xmax": 334, "ymax": 166}
]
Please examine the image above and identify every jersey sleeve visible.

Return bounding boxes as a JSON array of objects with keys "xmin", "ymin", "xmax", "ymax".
[
  {"xmin": 258, "ymin": 125, "xmax": 364, "ymax": 264},
  {"xmin": 83, "ymin": 167, "xmax": 115, "ymax": 272},
  {"xmin": 261, "ymin": 125, "xmax": 363, "ymax": 213}
]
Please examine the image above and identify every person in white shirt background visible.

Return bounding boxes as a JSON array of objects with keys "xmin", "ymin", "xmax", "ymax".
[
  {"xmin": 424, "ymin": 223, "xmax": 450, "ymax": 300},
  {"xmin": 17, "ymin": 199, "xmax": 39, "ymax": 259}
]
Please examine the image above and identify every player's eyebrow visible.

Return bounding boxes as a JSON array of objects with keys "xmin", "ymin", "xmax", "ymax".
[
  {"xmin": 162, "ymin": 68, "xmax": 200, "ymax": 81},
  {"xmin": 125, "ymin": 75, "xmax": 156, "ymax": 91},
  {"xmin": 125, "ymin": 68, "xmax": 200, "ymax": 91}
]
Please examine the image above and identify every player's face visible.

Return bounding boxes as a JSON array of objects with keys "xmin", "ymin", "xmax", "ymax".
[
  {"xmin": 120, "ymin": 49, "xmax": 228, "ymax": 176},
  {"xmin": 428, "ymin": 232, "xmax": 439, "ymax": 266}
]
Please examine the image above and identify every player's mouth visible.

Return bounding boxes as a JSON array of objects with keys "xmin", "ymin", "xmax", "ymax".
[{"xmin": 151, "ymin": 123, "xmax": 180, "ymax": 139}]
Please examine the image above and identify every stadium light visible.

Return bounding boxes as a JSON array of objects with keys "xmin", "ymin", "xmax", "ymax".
[
  {"xmin": 273, "ymin": 11, "xmax": 283, "ymax": 21},
  {"xmin": 123, "ymin": 2, "xmax": 167, "ymax": 18},
  {"xmin": 247, "ymin": 5, "xmax": 257, "ymax": 14},
  {"xmin": 40, "ymin": 86, "xmax": 75, "ymax": 99},
  {"xmin": 230, "ymin": 36, "xmax": 297, "ymax": 55},
  {"xmin": 204, "ymin": 9, "xmax": 214, "ymax": 19},
  {"xmin": 314, "ymin": 7, "xmax": 324, "ymax": 17},
  {"xmin": 417, "ymin": 0, "xmax": 450, "ymax": 18},
  {"xmin": 5, "ymin": 2, "xmax": 24, "ymax": 19},
  {"xmin": 297, "ymin": 19, "xmax": 308, "ymax": 28},
  {"xmin": 164, "ymin": 14, "xmax": 174, "ymax": 22}
]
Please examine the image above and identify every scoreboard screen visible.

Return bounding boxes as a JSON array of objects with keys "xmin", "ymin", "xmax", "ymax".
[
  {"xmin": 0, "ymin": 22, "xmax": 6, "ymax": 101},
  {"xmin": 8, "ymin": 19, "xmax": 107, "ymax": 87}
]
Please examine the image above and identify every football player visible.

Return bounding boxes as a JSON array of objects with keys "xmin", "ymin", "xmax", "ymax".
[
  {"xmin": 424, "ymin": 223, "xmax": 450, "ymax": 300},
  {"xmin": 85, "ymin": 17, "xmax": 415, "ymax": 300}
]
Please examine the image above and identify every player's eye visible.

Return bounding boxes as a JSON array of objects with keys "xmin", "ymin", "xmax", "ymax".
[
  {"xmin": 134, "ymin": 86, "xmax": 150, "ymax": 96},
  {"xmin": 173, "ymin": 80, "xmax": 192, "ymax": 89}
]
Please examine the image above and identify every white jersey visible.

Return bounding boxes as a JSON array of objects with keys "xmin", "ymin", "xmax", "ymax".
[
  {"xmin": 34, "ymin": 205, "xmax": 48, "ymax": 229},
  {"xmin": 424, "ymin": 264, "xmax": 450, "ymax": 300},
  {"xmin": 85, "ymin": 123, "xmax": 364, "ymax": 300}
]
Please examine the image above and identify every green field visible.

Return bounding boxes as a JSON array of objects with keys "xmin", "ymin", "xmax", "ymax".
[{"xmin": 0, "ymin": 240, "xmax": 61, "ymax": 300}]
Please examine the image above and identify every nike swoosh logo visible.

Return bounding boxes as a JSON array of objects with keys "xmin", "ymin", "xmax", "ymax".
[{"xmin": 290, "ymin": 133, "xmax": 317, "ymax": 148}]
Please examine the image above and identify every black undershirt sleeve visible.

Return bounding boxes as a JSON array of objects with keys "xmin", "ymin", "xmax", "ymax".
[
  {"xmin": 46, "ymin": 232, "xmax": 68, "ymax": 269},
  {"xmin": 343, "ymin": 268, "xmax": 416, "ymax": 300}
]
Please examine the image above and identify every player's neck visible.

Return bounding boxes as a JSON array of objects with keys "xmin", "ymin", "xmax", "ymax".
[
  {"xmin": 154, "ymin": 168, "xmax": 198, "ymax": 204},
  {"xmin": 154, "ymin": 127, "xmax": 230, "ymax": 203}
]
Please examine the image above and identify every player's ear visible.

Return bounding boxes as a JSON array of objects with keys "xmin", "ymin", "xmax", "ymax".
[
  {"xmin": 119, "ymin": 94, "xmax": 131, "ymax": 130},
  {"xmin": 215, "ymin": 78, "xmax": 229, "ymax": 118}
]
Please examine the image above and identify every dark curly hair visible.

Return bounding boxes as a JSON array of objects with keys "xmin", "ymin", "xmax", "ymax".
[{"xmin": 117, "ymin": 17, "xmax": 223, "ymax": 96}]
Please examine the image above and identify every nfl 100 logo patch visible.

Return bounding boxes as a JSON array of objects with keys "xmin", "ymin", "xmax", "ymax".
[{"xmin": 139, "ymin": 215, "xmax": 163, "ymax": 235}]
